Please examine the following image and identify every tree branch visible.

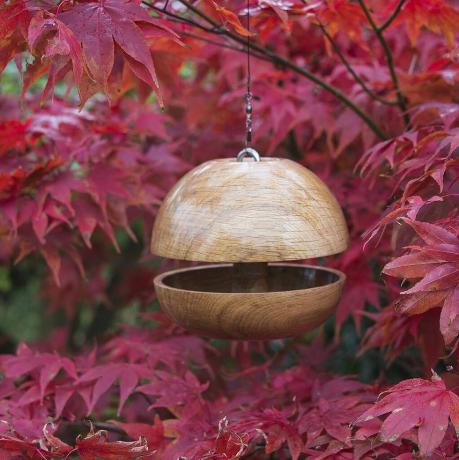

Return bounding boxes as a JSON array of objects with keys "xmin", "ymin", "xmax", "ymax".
[
  {"xmin": 358, "ymin": 0, "xmax": 410, "ymax": 127},
  {"xmin": 143, "ymin": 2, "xmax": 269, "ymax": 61},
  {"xmin": 379, "ymin": 0, "xmax": 406, "ymax": 32},
  {"xmin": 317, "ymin": 20, "xmax": 398, "ymax": 106},
  {"xmin": 142, "ymin": 1, "xmax": 219, "ymax": 34},
  {"xmin": 180, "ymin": 31, "xmax": 271, "ymax": 62},
  {"xmin": 167, "ymin": 0, "xmax": 387, "ymax": 140}
]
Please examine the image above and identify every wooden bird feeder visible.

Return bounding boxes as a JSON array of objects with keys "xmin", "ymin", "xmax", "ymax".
[{"xmin": 151, "ymin": 149, "xmax": 349, "ymax": 340}]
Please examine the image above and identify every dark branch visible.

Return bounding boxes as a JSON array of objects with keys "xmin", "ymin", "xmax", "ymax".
[
  {"xmin": 358, "ymin": 0, "xmax": 410, "ymax": 127},
  {"xmin": 165, "ymin": 0, "xmax": 387, "ymax": 139},
  {"xmin": 379, "ymin": 0, "xmax": 406, "ymax": 32},
  {"xmin": 142, "ymin": 1, "xmax": 218, "ymax": 34},
  {"xmin": 179, "ymin": 31, "xmax": 271, "ymax": 62},
  {"xmin": 144, "ymin": 1, "xmax": 270, "ymax": 61},
  {"xmin": 317, "ymin": 20, "xmax": 398, "ymax": 106},
  {"xmin": 145, "ymin": 1, "xmax": 272, "ymax": 59}
]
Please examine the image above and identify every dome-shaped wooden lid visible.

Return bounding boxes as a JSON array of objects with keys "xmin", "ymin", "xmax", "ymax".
[{"xmin": 151, "ymin": 158, "xmax": 348, "ymax": 262}]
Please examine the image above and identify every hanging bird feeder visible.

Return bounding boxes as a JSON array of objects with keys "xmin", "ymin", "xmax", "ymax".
[
  {"xmin": 150, "ymin": 2, "xmax": 348, "ymax": 340},
  {"xmin": 151, "ymin": 148, "xmax": 348, "ymax": 339}
]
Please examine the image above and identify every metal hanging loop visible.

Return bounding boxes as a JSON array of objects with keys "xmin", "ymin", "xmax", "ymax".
[{"xmin": 237, "ymin": 147, "xmax": 261, "ymax": 162}]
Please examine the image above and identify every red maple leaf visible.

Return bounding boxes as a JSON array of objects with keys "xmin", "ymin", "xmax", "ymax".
[
  {"xmin": 137, "ymin": 370, "xmax": 209, "ymax": 410},
  {"xmin": 3, "ymin": 344, "xmax": 77, "ymax": 402},
  {"xmin": 26, "ymin": 12, "xmax": 84, "ymax": 102},
  {"xmin": 206, "ymin": 1, "xmax": 252, "ymax": 37},
  {"xmin": 109, "ymin": 416, "xmax": 165, "ymax": 458},
  {"xmin": 78, "ymin": 363, "xmax": 152, "ymax": 415},
  {"xmin": 76, "ymin": 428, "xmax": 149, "ymax": 460},
  {"xmin": 0, "ymin": 157, "xmax": 63, "ymax": 202},
  {"xmin": 388, "ymin": 0, "xmax": 459, "ymax": 47},
  {"xmin": 58, "ymin": 0, "xmax": 176, "ymax": 104},
  {"xmin": 230, "ymin": 409, "xmax": 303, "ymax": 460},
  {"xmin": 356, "ymin": 372, "xmax": 459, "ymax": 456},
  {"xmin": 0, "ymin": 120, "xmax": 31, "ymax": 156},
  {"xmin": 304, "ymin": 0, "xmax": 367, "ymax": 42},
  {"xmin": 0, "ymin": 1, "xmax": 29, "ymax": 73},
  {"xmin": 300, "ymin": 396, "xmax": 371, "ymax": 446},
  {"xmin": 0, "ymin": 436, "xmax": 56, "ymax": 460},
  {"xmin": 384, "ymin": 219, "xmax": 459, "ymax": 344}
]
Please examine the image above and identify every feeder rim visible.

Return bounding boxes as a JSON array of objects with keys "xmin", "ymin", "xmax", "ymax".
[{"xmin": 153, "ymin": 263, "xmax": 346, "ymax": 295}]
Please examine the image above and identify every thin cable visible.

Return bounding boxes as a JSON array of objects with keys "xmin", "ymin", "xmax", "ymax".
[{"xmin": 245, "ymin": 0, "xmax": 253, "ymax": 146}]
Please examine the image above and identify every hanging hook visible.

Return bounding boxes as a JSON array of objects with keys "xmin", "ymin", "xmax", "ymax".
[{"xmin": 237, "ymin": 147, "xmax": 261, "ymax": 162}]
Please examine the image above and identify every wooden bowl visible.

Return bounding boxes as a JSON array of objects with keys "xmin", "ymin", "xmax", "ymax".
[
  {"xmin": 151, "ymin": 158, "xmax": 348, "ymax": 262},
  {"xmin": 154, "ymin": 263, "xmax": 345, "ymax": 340}
]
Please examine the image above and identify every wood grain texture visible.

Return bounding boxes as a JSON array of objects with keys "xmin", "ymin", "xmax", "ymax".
[
  {"xmin": 151, "ymin": 158, "xmax": 349, "ymax": 262},
  {"xmin": 154, "ymin": 263, "xmax": 345, "ymax": 339}
]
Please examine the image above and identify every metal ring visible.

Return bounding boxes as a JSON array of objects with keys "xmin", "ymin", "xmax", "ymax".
[{"xmin": 237, "ymin": 147, "xmax": 261, "ymax": 162}]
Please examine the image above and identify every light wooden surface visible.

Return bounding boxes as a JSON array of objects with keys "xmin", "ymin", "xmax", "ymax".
[
  {"xmin": 151, "ymin": 158, "xmax": 349, "ymax": 262},
  {"xmin": 154, "ymin": 263, "xmax": 345, "ymax": 339}
]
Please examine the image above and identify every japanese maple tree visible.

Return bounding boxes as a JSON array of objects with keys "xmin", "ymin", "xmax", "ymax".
[{"xmin": 0, "ymin": 0, "xmax": 458, "ymax": 458}]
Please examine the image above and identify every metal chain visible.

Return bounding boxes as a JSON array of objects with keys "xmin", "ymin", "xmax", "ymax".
[
  {"xmin": 237, "ymin": 0, "xmax": 261, "ymax": 162},
  {"xmin": 245, "ymin": 0, "xmax": 253, "ymax": 146}
]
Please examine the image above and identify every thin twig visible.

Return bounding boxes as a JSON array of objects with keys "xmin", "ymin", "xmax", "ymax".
[
  {"xmin": 143, "ymin": 0, "xmax": 218, "ymax": 34},
  {"xmin": 145, "ymin": 0, "xmax": 270, "ymax": 61},
  {"xmin": 170, "ymin": 0, "xmax": 387, "ymax": 140},
  {"xmin": 379, "ymin": 0, "xmax": 406, "ymax": 32},
  {"xmin": 180, "ymin": 30, "xmax": 271, "ymax": 62},
  {"xmin": 145, "ymin": 1, "xmax": 270, "ymax": 60},
  {"xmin": 317, "ymin": 20, "xmax": 398, "ymax": 106},
  {"xmin": 358, "ymin": 0, "xmax": 410, "ymax": 127}
]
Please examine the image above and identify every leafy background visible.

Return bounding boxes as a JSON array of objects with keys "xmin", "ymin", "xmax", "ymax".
[{"xmin": 0, "ymin": 0, "xmax": 458, "ymax": 459}]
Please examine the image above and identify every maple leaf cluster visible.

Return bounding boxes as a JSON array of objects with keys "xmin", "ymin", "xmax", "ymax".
[
  {"xmin": 0, "ymin": 97, "xmax": 185, "ymax": 287},
  {"xmin": 0, "ymin": 331, "xmax": 454, "ymax": 460},
  {"xmin": 0, "ymin": 0, "xmax": 459, "ymax": 458}
]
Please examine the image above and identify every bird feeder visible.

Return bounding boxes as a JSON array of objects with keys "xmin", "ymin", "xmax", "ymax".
[{"xmin": 151, "ymin": 149, "xmax": 349, "ymax": 340}]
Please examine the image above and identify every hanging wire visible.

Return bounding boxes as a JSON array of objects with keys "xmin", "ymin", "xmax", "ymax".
[{"xmin": 245, "ymin": 0, "xmax": 253, "ymax": 146}]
